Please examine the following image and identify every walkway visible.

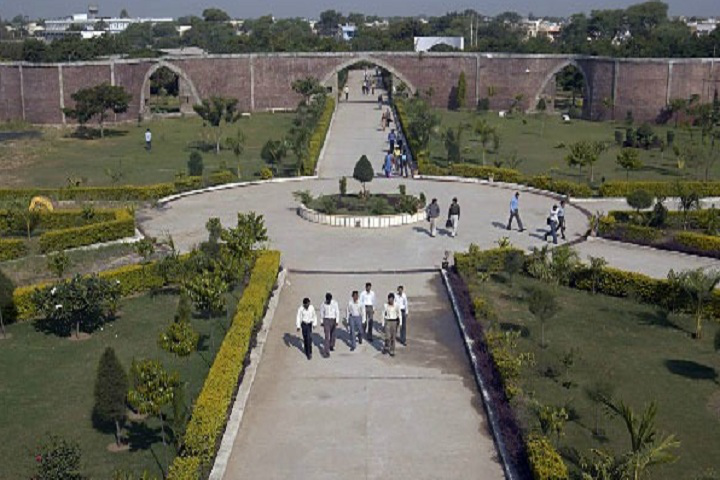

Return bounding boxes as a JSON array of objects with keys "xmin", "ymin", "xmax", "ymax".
[
  {"xmin": 222, "ymin": 272, "xmax": 504, "ymax": 480},
  {"xmin": 318, "ymin": 70, "xmax": 388, "ymax": 179}
]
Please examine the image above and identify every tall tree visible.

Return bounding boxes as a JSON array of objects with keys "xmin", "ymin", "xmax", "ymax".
[
  {"xmin": 63, "ymin": 84, "xmax": 131, "ymax": 138},
  {"xmin": 93, "ymin": 347, "xmax": 129, "ymax": 447},
  {"xmin": 353, "ymin": 155, "xmax": 374, "ymax": 196},
  {"xmin": 193, "ymin": 96, "xmax": 241, "ymax": 154},
  {"xmin": 565, "ymin": 140, "xmax": 606, "ymax": 183},
  {"xmin": 226, "ymin": 128, "xmax": 246, "ymax": 178}
]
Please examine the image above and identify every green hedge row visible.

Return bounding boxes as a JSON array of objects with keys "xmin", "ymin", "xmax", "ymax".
[
  {"xmin": 0, "ymin": 209, "xmax": 118, "ymax": 235},
  {"xmin": 0, "ymin": 172, "xmax": 240, "ymax": 204},
  {"xmin": 599, "ymin": 181, "xmax": 720, "ymax": 198},
  {"xmin": 526, "ymin": 434, "xmax": 569, "ymax": 480},
  {"xmin": 0, "ymin": 238, "xmax": 27, "ymax": 262},
  {"xmin": 455, "ymin": 246, "xmax": 720, "ymax": 317},
  {"xmin": 301, "ymin": 98, "xmax": 335, "ymax": 176},
  {"xmin": 38, "ymin": 209, "xmax": 135, "ymax": 253},
  {"xmin": 168, "ymin": 250, "xmax": 281, "ymax": 479}
]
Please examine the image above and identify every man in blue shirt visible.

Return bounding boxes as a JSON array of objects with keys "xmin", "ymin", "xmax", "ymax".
[
  {"xmin": 507, "ymin": 192, "xmax": 525, "ymax": 232},
  {"xmin": 383, "ymin": 150, "xmax": 394, "ymax": 178},
  {"xmin": 388, "ymin": 130, "xmax": 396, "ymax": 150}
]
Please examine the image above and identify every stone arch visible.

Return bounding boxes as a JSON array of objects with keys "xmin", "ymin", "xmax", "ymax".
[
  {"xmin": 532, "ymin": 59, "xmax": 591, "ymax": 117},
  {"xmin": 139, "ymin": 61, "xmax": 201, "ymax": 117},
  {"xmin": 320, "ymin": 55, "xmax": 417, "ymax": 94}
]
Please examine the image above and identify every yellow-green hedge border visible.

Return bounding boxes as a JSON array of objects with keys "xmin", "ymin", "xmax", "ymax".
[
  {"xmin": 0, "ymin": 238, "xmax": 27, "ymax": 261},
  {"xmin": 168, "ymin": 250, "xmax": 280, "ymax": 479},
  {"xmin": 38, "ymin": 209, "xmax": 135, "ymax": 253}
]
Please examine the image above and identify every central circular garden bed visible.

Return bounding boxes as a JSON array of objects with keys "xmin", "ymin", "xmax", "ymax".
[{"xmin": 294, "ymin": 191, "xmax": 427, "ymax": 228}]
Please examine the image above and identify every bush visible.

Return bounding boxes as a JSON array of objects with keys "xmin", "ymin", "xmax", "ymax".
[
  {"xmin": 626, "ymin": 189, "xmax": 653, "ymax": 212},
  {"xmin": 526, "ymin": 434, "xmax": 568, "ymax": 480},
  {"xmin": 600, "ymin": 181, "xmax": 720, "ymax": 198},
  {"xmin": 477, "ymin": 97, "xmax": 490, "ymax": 111},
  {"xmin": 34, "ymin": 434, "xmax": 84, "ymax": 480},
  {"xmin": 187, "ymin": 152, "xmax": 204, "ymax": 177},
  {"xmin": 523, "ymin": 176, "xmax": 593, "ymax": 197},
  {"xmin": 208, "ymin": 170, "xmax": 235, "ymax": 186},
  {"xmin": 260, "ymin": 167, "xmax": 273, "ymax": 180},
  {"xmin": 0, "ymin": 238, "xmax": 27, "ymax": 261},
  {"xmin": 0, "ymin": 184, "xmax": 177, "ymax": 202},
  {"xmin": 300, "ymin": 97, "xmax": 335, "ymax": 175},
  {"xmin": 38, "ymin": 209, "xmax": 135, "ymax": 253},
  {"xmin": 449, "ymin": 164, "xmax": 522, "ymax": 183},
  {"xmin": 170, "ymin": 251, "xmax": 280, "ymax": 476},
  {"xmin": 614, "ymin": 130, "xmax": 623, "ymax": 145},
  {"xmin": 673, "ymin": 231, "xmax": 720, "ymax": 257}
]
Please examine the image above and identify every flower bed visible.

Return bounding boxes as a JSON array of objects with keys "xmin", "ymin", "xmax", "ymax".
[{"xmin": 296, "ymin": 194, "xmax": 425, "ymax": 229}]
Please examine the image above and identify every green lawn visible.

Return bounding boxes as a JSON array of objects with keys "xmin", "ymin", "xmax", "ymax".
[
  {"xmin": 0, "ymin": 243, "xmax": 138, "ymax": 287},
  {"xmin": 465, "ymin": 273, "xmax": 720, "ymax": 479},
  {"xmin": 0, "ymin": 113, "xmax": 295, "ymax": 188},
  {"xmin": 0, "ymin": 290, "xmax": 238, "ymax": 478},
  {"xmin": 429, "ymin": 110, "xmax": 720, "ymax": 182}
]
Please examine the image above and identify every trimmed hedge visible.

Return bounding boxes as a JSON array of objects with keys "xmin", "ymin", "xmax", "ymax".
[
  {"xmin": 522, "ymin": 175, "xmax": 593, "ymax": 197},
  {"xmin": 38, "ymin": 209, "xmax": 135, "ymax": 253},
  {"xmin": 449, "ymin": 164, "xmax": 523, "ymax": 183},
  {"xmin": 0, "ymin": 238, "xmax": 27, "ymax": 261},
  {"xmin": 10, "ymin": 251, "xmax": 187, "ymax": 322},
  {"xmin": 526, "ymin": 434, "xmax": 568, "ymax": 480},
  {"xmin": 599, "ymin": 181, "xmax": 720, "ymax": 198},
  {"xmin": 456, "ymin": 246, "xmax": 720, "ymax": 317},
  {"xmin": 169, "ymin": 250, "xmax": 281, "ymax": 478},
  {"xmin": 599, "ymin": 212, "xmax": 720, "ymax": 258},
  {"xmin": 0, "ymin": 209, "xmax": 118, "ymax": 235},
  {"xmin": 301, "ymin": 98, "xmax": 335, "ymax": 176}
]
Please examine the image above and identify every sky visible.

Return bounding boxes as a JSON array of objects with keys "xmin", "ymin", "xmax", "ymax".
[{"xmin": 1, "ymin": 0, "xmax": 719, "ymax": 20}]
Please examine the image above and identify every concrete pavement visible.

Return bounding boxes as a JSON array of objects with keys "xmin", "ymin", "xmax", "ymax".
[{"xmin": 222, "ymin": 272, "xmax": 504, "ymax": 480}]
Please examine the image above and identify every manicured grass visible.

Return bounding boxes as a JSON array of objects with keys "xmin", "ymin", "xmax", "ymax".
[
  {"xmin": 0, "ymin": 243, "xmax": 137, "ymax": 287},
  {"xmin": 429, "ymin": 110, "xmax": 718, "ymax": 182},
  {"xmin": 465, "ymin": 273, "xmax": 720, "ymax": 479},
  {"xmin": 0, "ymin": 290, "xmax": 239, "ymax": 479},
  {"xmin": 0, "ymin": 113, "xmax": 294, "ymax": 187}
]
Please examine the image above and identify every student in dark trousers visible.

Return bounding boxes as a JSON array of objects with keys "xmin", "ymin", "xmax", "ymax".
[
  {"xmin": 320, "ymin": 292, "xmax": 340, "ymax": 357},
  {"xmin": 558, "ymin": 200, "xmax": 567, "ymax": 240},
  {"xmin": 295, "ymin": 298, "xmax": 317, "ymax": 360},
  {"xmin": 359, "ymin": 283, "xmax": 376, "ymax": 342},
  {"xmin": 448, "ymin": 197, "xmax": 460, "ymax": 237},
  {"xmin": 382, "ymin": 293, "xmax": 402, "ymax": 356},
  {"xmin": 544, "ymin": 205, "xmax": 560, "ymax": 245},
  {"xmin": 396, "ymin": 286, "xmax": 409, "ymax": 346},
  {"xmin": 507, "ymin": 192, "xmax": 525, "ymax": 232}
]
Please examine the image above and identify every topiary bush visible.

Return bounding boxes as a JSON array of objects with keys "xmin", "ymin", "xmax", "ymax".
[
  {"xmin": 187, "ymin": 151, "xmax": 204, "ymax": 177},
  {"xmin": 626, "ymin": 189, "xmax": 653, "ymax": 212}
]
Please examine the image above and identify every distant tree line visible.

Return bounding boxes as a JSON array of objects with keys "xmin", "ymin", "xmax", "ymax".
[{"xmin": 1, "ymin": 1, "xmax": 719, "ymax": 62}]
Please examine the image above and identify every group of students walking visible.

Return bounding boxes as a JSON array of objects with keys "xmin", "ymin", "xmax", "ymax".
[
  {"xmin": 507, "ymin": 191, "xmax": 567, "ymax": 244},
  {"xmin": 382, "ymin": 129, "xmax": 411, "ymax": 178},
  {"xmin": 295, "ymin": 283, "xmax": 409, "ymax": 359},
  {"xmin": 425, "ymin": 198, "xmax": 461, "ymax": 238}
]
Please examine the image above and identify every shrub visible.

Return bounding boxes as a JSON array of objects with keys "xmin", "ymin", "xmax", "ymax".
[
  {"xmin": 523, "ymin": 176, "xmax": 592, "ymax": 197},
  {"xmin": 300, "ymin": 97, "xmax": 335, "ymax": 175},
  {"xmin": 626, "ymin": 189, "xmax": 653, "ymax": 212},
  {"xmin": 38, "ymin": 209, "xmax": 135, "ymax": 253},
  {"xmin": 339, "ymin": 176, "xmax": 347, "ymax": 196},
  {"xmin": 353, "ymin": 155, "xmax": 374, "ymax": 195},
  {"xmin": 207, "ymin": 170, "xmax": 235, "ymax": 186},
  {"xmin": 449, "ymin": 164, "xmax": 522, "ymax": 183},
  {"xmin": 673, "ymin": 231, "xmax": 720, "ymax": 257},
  {"xmin": 614, "ymin": 130, "xmax": 623, "ymax": 145},
  {"xmin": 600, "ymin": 181, "xmax": 720, "ymax": 198},
  {"xmin": 93, "ymin": 347, "xmax": 129, "ymax": 446},
  {"xmin": 0, "ymin": 238, "xmax": 27, "ymax": 261},
  {"xmin": 260, "ymin": 167, "xmax": 273, "ymax": 180},
  {"xmin": 187, "ymin": 151, "xmax": 204, "ymax": 177},
  {"xmin": 34, "ymin": 434, "xmax": 84, "ymax": 480},
  {"xmin": 526, "ymin": 434, "xmax": 568, "ymax": 480},
  {"xmin": 666, "ymin": 130, "xmax": 675, "ymax": 146},
  {"xmin": 477, "ymin": 97, "xmax": 490, "ymax": 111},
  {"xmin": 171, "ymin": 251, "xmax": 280, "ymax": 475}
]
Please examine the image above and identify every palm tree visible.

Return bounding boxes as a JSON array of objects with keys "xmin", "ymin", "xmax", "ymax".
[
  {"xmin": 667, "ymin": 268, "xmax": 720, "ymax": 339},
  {"xmin": 587, "ymin": 256, "xmax": 608, "ymax": 295},
  {"xmin": 607, "ymin": 400, "xmax": 679, "ymax": 480},
  {"xmin": 474, "ymin": 119, "xmax": 497, "ymax": 166},
  {"xmin": 226, "ymin": 128, "xmax": 245, "ymax": 179}
]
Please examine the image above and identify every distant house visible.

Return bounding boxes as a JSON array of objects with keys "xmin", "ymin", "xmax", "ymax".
[
  {"xmin": 413, "ymin": 36, "xmax": 465, "ymax": 52},
  {"xmin": 337, "ymin": 24, "xmax": 357, "ymax": 41},
  {"xmin": 686, "ymin": 18, "xmax": 718, "ymax": 36},
  {"xmin": 41, "ymin": 6, "xmax": 173, "ymax": 41},
  {"xmin": 522, "ymin": 19, "xmax": 563, "ymax": 42}
]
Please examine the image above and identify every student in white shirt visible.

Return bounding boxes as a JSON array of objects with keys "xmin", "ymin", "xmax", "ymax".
[
  {"xmin": 382, "ymin": 293, "xmax": 403, "ymax": 357},
  {"xmin": 320, "ymin": 292, "xmax": 340, "ymax": 357},
  {"xmin": 544, "ymin": 205, "xmax": 560, "ymax": 245},
  {"xmin": 558, "ymin": 199, "xmax": 567, "ymax": 240},
  {"xmin": 346, "ymin": 290, "xmax": 366, "ymax": 351},
  {"xmin": 396, "ymin": 286, "xmax": 409, "ymax": 346},
  {"xmin": 359, "ymin": 282, "xmax": 376, "ymax": 342},
  {"xmin": 145, "ymin": 128, "xmax": 152, "ymax": 151},
  {"xmin": 295, "ymin": 298, "xmax": 317, "ymax": 360}
]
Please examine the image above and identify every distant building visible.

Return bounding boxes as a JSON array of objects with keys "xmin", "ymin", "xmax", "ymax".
[
  {"xmin": 337, "ymin": 23, "xmax": 357, "ymax": 41},
  {"xmin": 686, "ymin": 18, "xmax": 718, "ymax": 36},
  {"xmin": 522, "ymin": 19, "xmax": 563, "ymax": 42},
  {"xmin": 414, "ymin": 36, "xmax": 465, "ymax": 52},
  {"xmin": 41, "ymin": 6, "xmax": 173, "ymax": 41}
]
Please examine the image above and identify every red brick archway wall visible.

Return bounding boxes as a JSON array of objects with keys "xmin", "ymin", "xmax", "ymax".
[{"xmin": 1, "ymin": 53, "xmax": 718, "ymax": 124}]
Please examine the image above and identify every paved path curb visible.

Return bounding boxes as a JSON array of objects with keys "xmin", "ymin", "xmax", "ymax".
[
  {"xmin": 441, "ymin": 268, "xmax": 521, "ymax": 480},
  {"xmin": 208, "ymin": 266, "xmax": 288, "ymax": 480},
  {"xmin": 296, "ymin": 203, "xmax": 425, "ymax": 228}
]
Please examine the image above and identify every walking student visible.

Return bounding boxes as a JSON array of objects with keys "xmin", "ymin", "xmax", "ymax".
[
  {"xmin": 396, "ymin": 286, "xmax": 409, "ymax": 346},
  {"xmin": 448, "ymin": 197, "xmax": 461, "ymax": 237},
  {"xmin": 426, "ymin": 198, "xmax": 440, "ymax": 237},
  {"xmin": 383, "ymin": 150, "xmax": 394, "ymax": 178},
  {"xmin": 344, "ymin": 85, "xmax": 350, "ymax": 101},
  {"xmin": 382, "ymin": 293, "xmax": 403, "ymax": 356},
  {"xmin": 558, "ymin": 199, "xmax": 567, "ymax": 240},
  {"xmin": 507, "ymin": 192, "xmax": 525, "ymax": 232},
  {"xmin": 346, "ymin": 291, "xmax": 366, "ymax": 351},
  {"xmin": 295, "ymin": 298, "xmax": 317, "ymax": 360},
  {"xmin": 388, "ymin": 129, "xmax": 396, "ymax": 150},
  {"xmin": 144, "ymin": 128, "xmax": 152, "ymax": 152},
  {"xmin": 360, "ymin": 283, "xmax": 376, "ymax": 342},
  {"xmin": 320, "ymin": 292, "xmax": 340, "ymax": 357},
  {"xmin": 544, "ymin": 205, "xmax": 560, "ymax": 245}
]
